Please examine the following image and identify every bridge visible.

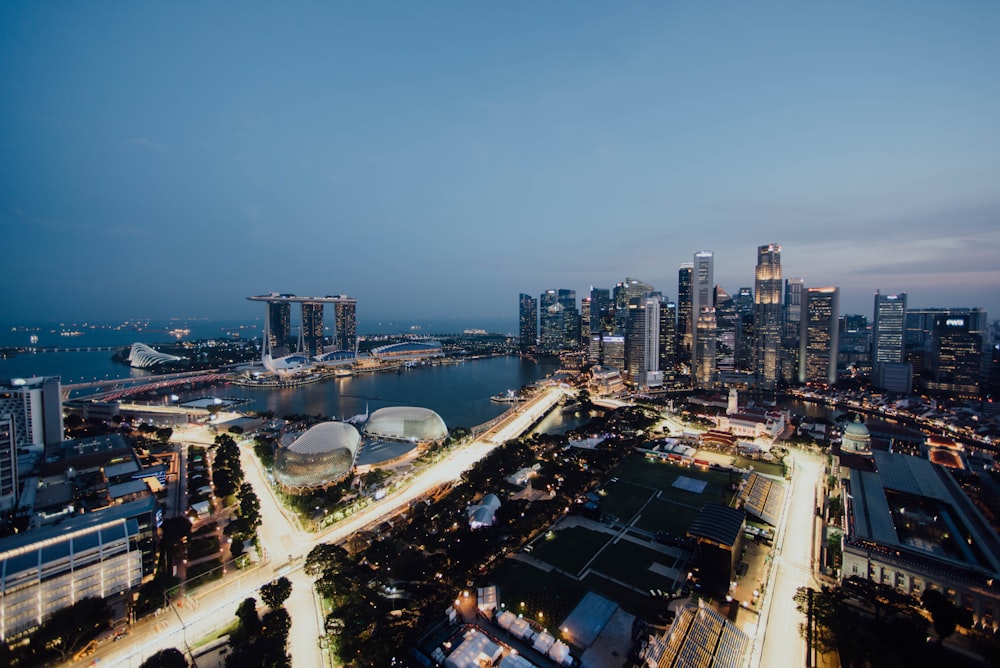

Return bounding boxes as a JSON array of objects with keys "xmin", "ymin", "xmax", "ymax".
[
  {"xmin": 62, "ymin": 370, "xmax": 229, "ymax": 400},
  {"xmin": 3, "ymin": 345, "xmax": 123, "ymax": 354}
]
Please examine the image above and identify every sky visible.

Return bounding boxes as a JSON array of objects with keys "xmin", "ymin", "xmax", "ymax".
[{"xmin": 2, "ymin": 2, "xmax": 999, "ymax": 328}]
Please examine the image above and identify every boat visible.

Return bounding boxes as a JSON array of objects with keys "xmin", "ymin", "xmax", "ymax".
[{"xmin": 490, "ymin": 389, "xmax": 520, "ymax": 403}]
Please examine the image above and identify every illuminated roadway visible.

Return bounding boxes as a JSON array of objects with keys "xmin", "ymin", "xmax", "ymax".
[
  {"xmin": 94, "ymin": 385, "xmax": 566, "ymax": 668},
  {"xmin": 753, "ymin": 450, "xmax": 823, "ymax": 668}
]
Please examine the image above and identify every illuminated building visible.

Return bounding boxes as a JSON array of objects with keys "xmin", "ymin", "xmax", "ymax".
[
  {"xmin": 753, "ymin": 244, "xmax": 783, "ymax": 390},
  {"xmin": 333, "ymin": 300, "xmax": 357, "ymax": 352},
  {"xmin": 800, "ymin": 287, "xmax": 839, "ymax": 385},
  {"xmin": 678, "ymin": 263, "xmax": 693, "ymax": 364},
  {"xmin": 518, "ymin": 293, "xmax": 537, "ymax": 352}
]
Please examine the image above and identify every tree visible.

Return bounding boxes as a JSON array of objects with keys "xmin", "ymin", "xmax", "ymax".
[
  {"xmin": 140, "ymin": 648, "xmax": 189, "ymax": 668},
  {"xmin": 305, "ymin": 543, "xmax": 351, "ymax": 577},
  {"xmin": 32, "ymin": 597, "xmax": 113, "ymax": 660},
  {"xmin": 922, "ymin": 589, "xmax": 971, "ymax": 643},
  {"xmin": 156, "ymin": 427, "xmax": 174, "ymax": 443},
  {"xmin": 260, "ymin": 577, "xmax": 292, "ymax": 609}
]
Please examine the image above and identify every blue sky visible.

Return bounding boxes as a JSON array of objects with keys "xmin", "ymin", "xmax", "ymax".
[{"xmin": 2, "ymin": 2, "xmax": 998, "ymax": 327}]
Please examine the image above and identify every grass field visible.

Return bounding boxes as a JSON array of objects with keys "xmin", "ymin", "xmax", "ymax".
[
  {"xmin": 731, "ymin": 456, "xmax": 785, "ymax": 478},
  {"xmin": 491, "ymin": 560, "xmax": 586, "ymax": 628},
  {"xmin": 597, "ymin": 480, "xmax": 656, "ymax": 522},
  {"xmin": 612, "ymin": 455, "xmax": 737, "ymax": 505},
  {"xmin": 529, "ymin": 525, "xmax": 612, "ymax": 575},
  {"xmin": 634, "ymin": 498, "xmax": 702, "ymax": 535},
  {"xmin": 590, "ymin": 540, "xmax": 683, "ymax": 592}
]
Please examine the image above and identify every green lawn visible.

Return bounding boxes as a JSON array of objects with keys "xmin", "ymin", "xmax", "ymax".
[
  {"xmin": 491, "ymin": 560, "xmax": 586, "ymax": 628},
  {"xmin": 590, "ymin": 540, "xmax": 682, "ymax": 592},
  {"xmin": 732, "ymin": 456, "xmax": 785, "ymax": 478},
  {"xmin": 597, "ymin": 481, "xmax": 655, "ymax": 522},
  {"xmin": 612, "ymin": 455, "xmax": 737, "ymax": 504},
  {"xmin": 635, "ymin": 499, "xmax": 702, "ymax": 535},
  {"xmin": 529, "ymin": 526, "xmax": 613, "ymax": 576}
]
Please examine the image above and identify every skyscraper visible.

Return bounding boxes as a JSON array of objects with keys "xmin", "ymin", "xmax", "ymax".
[
  {"xmin": 800, "ymin": 287, "xmax": 840, "ymax": 385},
  {"xmin": 678, "ymin": 263, "xmax": 693, "ymax": 364},
  {"xmin": 872, "ymin": 292, "xmax": 907, "ymax": 366},
  {"xmin": 627, "ymin": 297, "xmax": 662, "ymax": 387},
  {"xmin": 580, "ymin": 298, "xmax": 592, "ymax": 348},
  {"xmin": 301, "ymin": 302, "xmax": 324, "ymax": 357},
  {"xmin": 518, "ymin": 293, "xmax": 537, "ymax": 352},
  {"xmin": 334, "ymin": 300, "xmax": 357, "ymax": 352},
  {"xmin": 753, "ymin": 244, "xmax": 783, "ymax": 390},
  {"xmin": 267, "ymin": 300, "xmax": 293, "ymax": 356},
  {"xmin": 590, "ymin": 287, "xmax": 612, "ymax": 335},
  {"xmin": 691, "ymin": 251, "xmax": 714, "ymax": 363},
  {"xmin": 695, "ymin": 308, "xmax": 718, "ymax": 388},
  {"xmin": 714, "ymin": 287, "xmax": 738, "ymax": 375},
  {"xmin": 782, "ymin": 278, "xmax": 805, "ymax": 384},
  {"xmin": 926, "ymin": 313, "xmax": 984, "ymax": 397},
  {"xmin": 539, "ymin": 290, "xmax": 563, "ymax": 352},
  {"xmin": 0, "ymin": 415, "xmax": 15, "ymax": 511},
  {"xmin": 659, "ymin": 299, "xmax": 677, "ymax": 374},
  {"xmin": 558, "ymin": 289, "xmax": 580, "ymax": 349}
]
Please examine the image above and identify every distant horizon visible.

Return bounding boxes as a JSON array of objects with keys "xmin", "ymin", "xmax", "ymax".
[{"xmin": 3, "ymin": 4, "xmax": 998, "ymax": 326}]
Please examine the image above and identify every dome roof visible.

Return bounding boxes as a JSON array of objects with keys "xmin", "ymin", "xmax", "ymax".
[
  {"xmin": 843, "ymin": 419, "xmax": 870, "ymax": 437},
  {"xmin": 364, "ymin": 407, "xmax": 448, "ymax": 442},
  {"xmin": 273, "ymin": 422, "xmax": 361, "ymax": 489}
]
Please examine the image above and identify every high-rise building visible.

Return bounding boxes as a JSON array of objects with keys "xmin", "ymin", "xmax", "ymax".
[
  {"xmin": 602, "ymin": 335, "xmax": 627, "ymax": 373},
  {"xmin": 872, "ymin": 292, "xmax": 907, "ymax": 366},
  {"xmin": 735, "ymin": 287, "xmax": 754, "ymax": 317},
  {"xmin": 539, "ymin": 290, "xmax": 562, "ymax": 352},
  {"xmin": 580, "ymin": 298, "xmax": 592, "ymax": 348},
  {"xmin": 872, "ymin": 292, "xmax": 908, "ymax": 391},
  {"xmin": 753, "ymin": 244, "xmax": 783, "ymax": 390},
  {"xmin": 590, "ymin": 287, "xmax": 613, "ymax": 335},
  {"xmin": 267, "ymin": 300, "xmax": 293, "ymax": 356},
  {"xmin": 925, "ymin": 313, "xmax": 984, "ymax": 397},
  {"xmin": 695, "ymin": 308, "xmax": 718, "ymax": 388},
  {"xmin": 800, "ymin": 287, "xmax": 840, "ymax": 385},
  {"xmin": 0, "ymin": 415, "xmax": 15, "ymax": 511},
  {"xmin": 0, "ymin": 376, "xmax": 63, "ymax": 450},
  {"xmin": 714, "ymin": 287, "xmax": 738, "ymax": 375},
  {"xmin": 782, "ymin": 278, "xmax": 805, "ymax": 384},
  {"xmin": 691, "ymin": 252, "xmax": 714, "ymax": 362},
  {"xmin": 659, "ymin": 300, "xmax": 677, "ymax": 374},
  {"xmin": 558, "ymin": 289, "xmax": 581, "ymax": 349},
  {"xmin": 627, "ymin": 297, "xmax": 662, "ymax": 387},
  {"xmin": 678, "ymin": 263, "xmax": 693, "ymax": 364},
  {"xmin": 519, "ymin": 293, "xmax": 538, "ymax": 352},
  {"xmin": 334, "ymin": 300, "xmax": 357, "ymax": 352},
  {"xmin": 301, "ymin": 302, "xmax": 324, "ymax": 356}
]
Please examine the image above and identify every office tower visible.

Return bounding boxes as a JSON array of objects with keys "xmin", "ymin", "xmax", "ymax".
[
  {"xmin": 753, "ymin": 244, "xmax": 783, "ymax": 390},
  {"xmin": 301, "ymin": 302, "xmax": 324, "ymax": 356},
  {"xmin": 800, "ymin": 287, "xmax": 840, "ymax": 385},
  {"xmin": 0, "ymin": 415, "xmax": 14, "ymax": 511},
  {"xmin": 691, "ymin": 252, "xmax": 714, "ymax": 360},
  {"xmin": 602, "ymin": 335, "xmax": 627, "ymax": 373},
  {"xmin": 334, "ymin": 300, "xmax": 357, "ymax": 352},
  {"xmin": 580, "ymin": 298, "xmax": 592, "ymax": 348},
  {"xmin": 518, "ymin": 293, "xmax": 537, "ymax": 352},
  {"xmin": 782, "ymin": 278, "xmax": 805, "ymax": 384},
  {"xmin": 678, "ymin": 263, "xmax": 693, "ymax": 363},
  {"xmin": 590, "ymin": 287, "xmax": 613, "ymax": 335},
  {"xmin": 267, "ymin": 300, "xmax": 293, "ymax": 356},
  {"xmin": 627, "ymin": 297, "xmax": 662, "ymax": 387},
  {"xmin": 0, "ymin": 376, "xmax": 63, "ymax": 450},
  {"xmin": 872, "ymin": 292, "xmax": 908, "ymax": 390},
  {"xmin": 659, "ymin": 300, "xmax": 677, "ymax": 374},
  {"xmin": 926, "ymin": 313, "xmax": 984, "ymax": 397},
  {"xmin": 735, "ymin": 287, "xmax": 754, "ymax": 317},
  {"xmin": 714, "ymin": 287, "xmax": 738, "ymax": 374},
  {"xmin": 695, "ymin": 309, "xmax": 718, "ymax": 387},
  {"xmin": 558, "ymin": 289, "xmax": 581, "ymax": 349},
  {"xmin": 539, "ymin": 290, "xmax": 561, "ymax": 352}
]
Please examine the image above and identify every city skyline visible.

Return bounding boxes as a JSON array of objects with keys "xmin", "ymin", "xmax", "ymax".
[{"xmin": 3, "ymin": 3, "xmax": 999, "ymax": 323}]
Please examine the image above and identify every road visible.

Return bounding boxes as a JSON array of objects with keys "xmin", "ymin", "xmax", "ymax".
[
  {"xmin": 93, "ymin": 386, "xmax": 565, "ymax": 668},
  {"xmin": 754, "ymin": 450, "xmax": 823, "ymax": 668}
]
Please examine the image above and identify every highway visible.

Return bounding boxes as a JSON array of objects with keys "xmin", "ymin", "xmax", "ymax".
[
  {"xmin": 92, "ymin": 385, "xmax": 565, "ymax": 668},
  {"xmin": 753, "ymin": 450, "xmax": 823, "ymax": 668}
]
